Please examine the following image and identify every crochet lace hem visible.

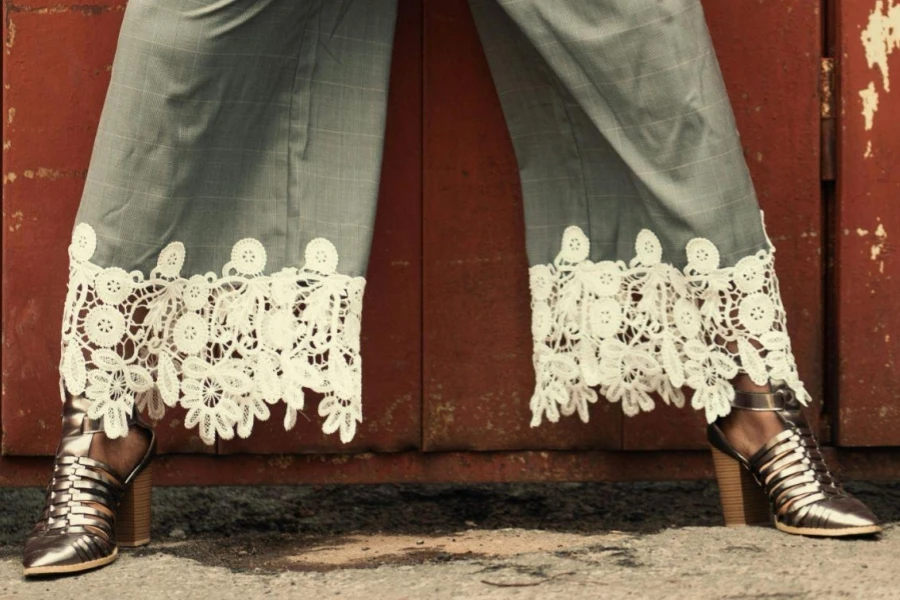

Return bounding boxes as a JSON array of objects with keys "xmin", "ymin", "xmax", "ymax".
[
  {"xmin": 528, "ymin": 222, "xmax": 808, "ymax": 426},
  {"xmin": 60, "ymin": 223, "xmax": 364, "ymax": 444}
]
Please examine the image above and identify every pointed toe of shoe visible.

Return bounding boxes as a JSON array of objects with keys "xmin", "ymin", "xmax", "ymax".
[
  {"xmin": 23, "ymin": 535, "xmax": 82, "ymax": 571},
  {"xmin": 776, "ymin": 495, "xmax": 883, "ymax": 537},
  {"xmin": 23, "ymin": 534, "xmax": 118, "ymax": 576},
  {"xmin": 823, "ymin": 497, "xmax": 882, "ymax": 532}
]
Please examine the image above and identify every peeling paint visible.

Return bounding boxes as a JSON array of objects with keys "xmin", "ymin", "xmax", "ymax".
[
  {"xmin": 870, "ymin": 222, "xmax": 888, "ymax": 276},
  {"xmin": 858, "ymin": 0, "xmax": 900, "ymax": 140},
  {"xmin": 7, "ymin": 167, "xmax": 86, "ymax": 181},
  {"xmin": 7, "ymin": 107, "xmax": 15, "ymax": 125},
  {"xmin": 859, "ymin": 82, "xmax": 880, "ymax": 130},
  {"xmin": 8, "ymin": 210, "xmax": 24, "ymax": 232},
  {"xmin": 861, "ymin": 0, "xmax": 900, "ymax": 92},
  {"xmin": 858, "ymin": 228, "xmax": 871, "ymax": 236},
  {"xmin": 35, "ymin": 167, "xmax": 62, "ymax": 180},
  {"xmin": 5, "ymin": 19, "xmax": 16, "ymax": 51},
  {"xmin": 2, "ymin": 172, "xmax": 16, "ymax": 185}
]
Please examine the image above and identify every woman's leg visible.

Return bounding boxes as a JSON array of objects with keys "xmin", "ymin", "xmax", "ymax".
[
  {"xmin": 470, "ymin": 0, "xmax": 787, "ymax": 421},
  {"xmin": 27, "ymin": 0, "xmax": 397, "ymax": 576},
  {"xmin": 64, "ymin": 0, "xmax": 397, "ymax": 446},
  {"xmin": 470, "ymin": 0, "xmax": 880, "ymax": 535}
]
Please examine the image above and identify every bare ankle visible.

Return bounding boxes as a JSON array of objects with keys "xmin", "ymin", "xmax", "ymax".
[{"xmin": 88, "ymin": 425, "xmax": 153, "ymax": 479}]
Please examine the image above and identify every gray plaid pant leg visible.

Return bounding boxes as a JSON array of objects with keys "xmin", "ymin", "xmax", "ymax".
[
  {"xmin": 470, "ymin": 0, "xmax": 769, "ymax": 268},
  {"xmin": 62, "ymin": 0, "xmax": 398, "ymax": 445},
  {"xmin": 77, "ymin": 0, "xmax": 397, "ymax": 277},
  {"xmin": 470, "ymin": 0, "xmax": 808, "ymax": 425}
]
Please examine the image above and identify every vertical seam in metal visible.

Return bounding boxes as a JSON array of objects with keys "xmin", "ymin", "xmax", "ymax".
[
  {"xmin": 419, "ymin": 0, "xmax": 427, "ymax": 452},
  {"xmin": 820, "ymin": 0, "xmax": 838, "ymax": 443}
]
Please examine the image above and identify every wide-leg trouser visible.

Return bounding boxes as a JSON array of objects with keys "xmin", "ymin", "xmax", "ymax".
[{"xmin": 61, "ymin": 0, "xmax": 807, "ymax": 444}]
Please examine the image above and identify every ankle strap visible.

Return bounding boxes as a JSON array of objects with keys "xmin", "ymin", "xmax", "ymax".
[
  {"xmin": 64, "ymin": 394, "xmax": 145, "ymax": 435},
  {"xmin": 83, "ymin": 406, "xmax": 147, "ymax": 435},
  {"xmin": 732, "ymin": 387, "xmax": 797, "ymax": 411}
]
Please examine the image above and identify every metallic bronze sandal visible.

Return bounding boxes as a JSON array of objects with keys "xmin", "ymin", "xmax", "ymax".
[
  {"xmin": 23, "ymin": 394, "xmax": 156, "ymax": 576},
  {"xmin": 707, "ymin": 386, "xmax": 882, "ymax": 537}
]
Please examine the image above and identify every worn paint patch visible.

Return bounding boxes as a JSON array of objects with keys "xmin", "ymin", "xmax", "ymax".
[
  {"xmin": 4, "ymin": 19, "xmax": 15, "ymax": 52},
  {"xmin": 870, "ymin": 221, "xmax": 888, "ymax": 274},
  {"xmin": 857, "ymin": 1, "xmax": 899, "ymax": 152},
  {"xmin": 8, "ymin": 210, "xmax": 24, "ymax": 232},
  {"xmin": 859, "ymin": 82, "xmax": 880, "ymax": 130},
  {"xmin": 861, "ymin": 0, "xmax": 900, "ymax": 92}
]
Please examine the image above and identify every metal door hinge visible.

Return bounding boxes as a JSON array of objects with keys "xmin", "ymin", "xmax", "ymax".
[{"xmin": 820, "ymin": 57, "xmax": 836, "ymax": 181}]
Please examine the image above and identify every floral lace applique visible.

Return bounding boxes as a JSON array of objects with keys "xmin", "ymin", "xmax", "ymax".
[
  {"xmin": 529, "ymin": 225, "xmax": 808, "ymax": 426},
  {"xmin": 60, "ymin": 223, "xmax": 365, "ymax": 444}
]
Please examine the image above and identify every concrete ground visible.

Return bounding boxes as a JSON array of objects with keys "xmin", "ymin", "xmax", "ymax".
[{"xmin": 1, "ymin": 480, "xmax": 897, "ymax": 599}]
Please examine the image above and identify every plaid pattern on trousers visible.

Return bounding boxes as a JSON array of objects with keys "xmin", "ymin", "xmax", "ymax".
[{"xmin": 76, "ymin": 0, "xmax": 767, "ymax": 276}]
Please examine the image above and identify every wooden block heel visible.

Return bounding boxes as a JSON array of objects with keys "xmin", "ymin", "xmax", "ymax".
[
  {"xmin": 710, "ymin": 447, "xmax": 770, "ymax": 526},
  {"xmin": 116, "ymin": 466, "xmax": 153, "ymax": 547}
]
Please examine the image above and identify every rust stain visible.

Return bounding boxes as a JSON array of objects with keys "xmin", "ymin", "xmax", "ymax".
[
  {"xmin": 820, "ymin": 57, "xmax": 835, "ymax": 118},
  {"xmin": 4, "ymin": 4, "xmax": 125, "ymax": 16},
  {"xmin": 267, "ymin": 455, "xmax": 294, "ymax": 469}
]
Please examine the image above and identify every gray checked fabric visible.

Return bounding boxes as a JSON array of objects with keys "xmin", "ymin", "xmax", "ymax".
[
  {"xmin": 78, "ymin": 0, "xmax": 398, "ymax": 278},
  {"xmin": 76, "ymin": 0, "xmax": 768, "ymax": 276},
  {"xmin": 470, "ymin": 0, "xmax": 768, "ymax": 268}
]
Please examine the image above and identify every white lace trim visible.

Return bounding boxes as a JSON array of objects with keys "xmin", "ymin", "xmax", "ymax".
[
  {"xmin": 60, "ymin": 223, "xmax": 365, "ymax": 444},
  {"xmin": 529, "ymin": 224, "xmax": 809, "ymax": 426}
]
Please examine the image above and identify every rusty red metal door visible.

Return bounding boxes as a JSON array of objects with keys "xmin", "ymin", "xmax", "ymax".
[
  {"xmin": 421, "ymin": 0, "xmax": 825, "ymax": 452},
  {"xmin": 833, "ymin": 0, "xmax": 900, "ymax": 446},
  {"xmin": 5, "ymin": 0, "xmax": 899, "ymax": 483}
]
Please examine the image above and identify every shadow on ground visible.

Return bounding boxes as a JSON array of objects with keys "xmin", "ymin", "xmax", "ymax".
[{"xmin": 2, "ymin": 480, "xmax": 897, "ymax": 573}]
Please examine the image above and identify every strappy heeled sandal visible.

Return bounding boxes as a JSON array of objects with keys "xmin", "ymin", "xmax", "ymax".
[
  {"xmin": 707, "ymin": 385, "xmax": 882, "ymax": 537},
  {"xmin": 23, "ymin": 394, "xmax": 156, "ymax": 576}
]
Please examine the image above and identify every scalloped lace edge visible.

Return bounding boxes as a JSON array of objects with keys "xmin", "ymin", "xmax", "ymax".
[
  {"xmin": 60, "ymin": 223, "xmax": 364, "ymax": 444},
  {"xmin": 528, "ymin": 222, "xmax": 809, "ymax": 427}
]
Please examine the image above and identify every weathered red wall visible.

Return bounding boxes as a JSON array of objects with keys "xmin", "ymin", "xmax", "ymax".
[
  {"xmin": 4, "ymin": 0, "xmax": 897, "ymax": 482},
  {"xmin": 834, "ymin": 0, "xmax": 900, "ymax": 446}
]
